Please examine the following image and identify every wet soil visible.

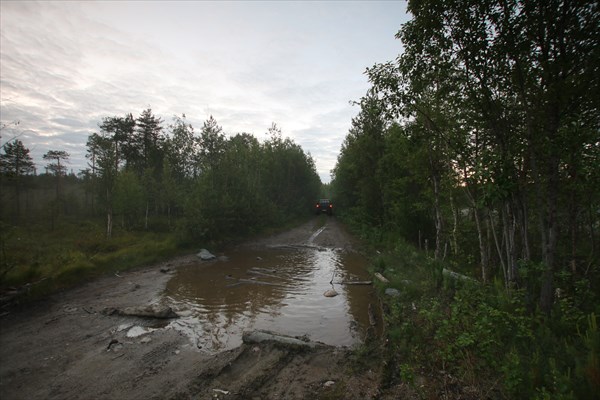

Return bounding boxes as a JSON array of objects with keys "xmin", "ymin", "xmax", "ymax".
[{"xmin": 0, "ymin": 218, "xmax": 384, "ymax": 400}]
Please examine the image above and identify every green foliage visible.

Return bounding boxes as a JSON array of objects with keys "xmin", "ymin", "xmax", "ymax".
[
  {"xmin": 180, "ymin": 125, "xmax": 320, "ymax": 243},
  {"xmin": 351, "ymin": 0, "xmax": 600, "ymax": 308},
  {"xmin": 348, "ymin": 207, "xmax": 599, "ymax": 398},
  {"xmin": 379, "ymin": 247, "xmax": 599, "ymax": 398},
  {"xmin": 398, "ymin": 363, "xmax": 415, "ymax": 385},
  {"xmin": 0, "ymin": 139, "xmax": 35, "ymax": 177},
  {"xmin": 332, "ymin": 1, "xmax": 599, "ymax": 396},
  {"xmin": 501, "ymin": 347, "xmax": 524, "ymax": 395},
  {"xmin": 113, "ymin": 170, "xmax": 144, "ymax": 229},
  {"xmin": 43, "ymin": 150, "xmax": 70, "ymax": 177}
]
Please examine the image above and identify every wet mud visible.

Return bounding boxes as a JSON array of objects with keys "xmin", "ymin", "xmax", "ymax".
[{"xmin": 0, "ymin": 217, "xmax": 386, "ymax": 400}]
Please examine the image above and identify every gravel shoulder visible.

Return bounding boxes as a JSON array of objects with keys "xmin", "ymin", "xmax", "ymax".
[{"xmin": 0, "ymin": 217, "xmax": 383, "ymax": 400}]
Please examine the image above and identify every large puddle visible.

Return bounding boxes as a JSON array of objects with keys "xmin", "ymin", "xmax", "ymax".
[{"xmin": 163, "ymin": 245, "xmax": 379, "ymax": 352}]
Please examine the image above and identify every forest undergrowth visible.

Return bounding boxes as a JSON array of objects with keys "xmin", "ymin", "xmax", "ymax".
[{"xmin": 348, "ymin": 222, "xmax": 599, "ymax": 400}]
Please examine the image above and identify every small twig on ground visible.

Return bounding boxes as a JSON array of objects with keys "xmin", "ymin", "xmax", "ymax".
[{"xmin": 44, "ymin": 316, "xmax": 61, "ymax": 325}]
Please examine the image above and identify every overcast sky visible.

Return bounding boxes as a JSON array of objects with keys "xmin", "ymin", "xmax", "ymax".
[{"xmin": 1, "ymin": 0, "xmax": 409, "ymax": 182}]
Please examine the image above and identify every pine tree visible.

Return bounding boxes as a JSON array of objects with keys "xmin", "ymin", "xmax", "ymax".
[{"xmin": 0, "ymin": 140, "xmax": 35, "ymax": 219}]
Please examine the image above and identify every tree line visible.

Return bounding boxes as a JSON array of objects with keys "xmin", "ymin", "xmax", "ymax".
[
  {"xmin": 332, "ymin": 0, "xmax": 599, "ymax": 314},
  {"xmin": 1, "ymin": 112, "xmax": 321, "ymax": 242}
]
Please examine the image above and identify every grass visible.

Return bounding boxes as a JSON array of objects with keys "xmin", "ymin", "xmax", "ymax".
[{"xmin": 0, "ymin": 218, "xmax": 186, "ymax": 302}]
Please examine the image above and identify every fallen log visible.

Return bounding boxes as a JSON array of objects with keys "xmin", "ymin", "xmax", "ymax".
[
  {"xmin": 442, "ymin": 268, "xmax": 478, "ymax": 283},
  {"xmin": 102, "ymin": 305, "xmax": 178, "ymax": 319},
  {"xmin": 374, "ymin": 272, "xmax": 389, "ymax": 283},
  {"xmin": 242, "ymin": 330, "xmax": 324, "ymax": 349},
  {"xmin": 336, "ymin": 280, "xmax": 372, "ymax": 285}
]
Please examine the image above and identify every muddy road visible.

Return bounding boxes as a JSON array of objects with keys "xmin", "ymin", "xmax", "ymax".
[{"xmin": 0, "ymin": 218, "xmax": 384, "ymax": 400}]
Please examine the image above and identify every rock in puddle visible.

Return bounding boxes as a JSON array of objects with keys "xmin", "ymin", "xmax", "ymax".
[
  {"xmin": 197, "ymin": 248, "xmax": 216, "ymax": 261},
  {"xmin": 175, "ymin": 309, "xmax": 193, "ymax": 317},
  {"xmin": 126, "ymin": 326, "xmax": 157, "ymax": 338}
]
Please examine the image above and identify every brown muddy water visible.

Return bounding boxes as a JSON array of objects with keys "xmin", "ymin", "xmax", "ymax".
[{"xmin": 162, "ymin": 246, "xmax": 379, "ymax": 353}]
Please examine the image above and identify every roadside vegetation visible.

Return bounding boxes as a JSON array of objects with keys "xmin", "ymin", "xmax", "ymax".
[
  {"xmin": 0, "ymin": 117, "xmax": 321, "ymax": 303},
  {"xmin": 333, "ymin": 0, "xmax": 599, "ymax": 398}
]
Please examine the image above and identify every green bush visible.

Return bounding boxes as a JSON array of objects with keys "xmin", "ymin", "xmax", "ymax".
[{"xmin": 348, "ymin": 215, "xmax": 600, "ymax": 398}]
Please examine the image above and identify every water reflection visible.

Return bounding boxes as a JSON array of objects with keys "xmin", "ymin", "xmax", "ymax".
[{"xmin": 163, "ymin": 247, "xmax": 378, "ymax": 352}]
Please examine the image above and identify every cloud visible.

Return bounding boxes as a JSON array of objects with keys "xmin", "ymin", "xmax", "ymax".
[{"xmin": 1, "ymin": 1, "xmax": 409, "ymax": 183}]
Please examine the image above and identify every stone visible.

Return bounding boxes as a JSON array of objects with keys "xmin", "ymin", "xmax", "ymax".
[
  {"xmin": 384, "ymin": 288, "xmax": 400, "ymax": 297},
  {"xmin": 126, "ymin": 326, "xmax": 156, "ymax": 338},
  {"xmin": 175, "ymin": 309, "xmax": 193, "ymax": 317},
  {"xmin": 197, "ymin": 248, "xmax": 216, "ymax": 261},
  {"xmin": 323, "ymin": 289, "xmax": 338, "ymax": 298}
]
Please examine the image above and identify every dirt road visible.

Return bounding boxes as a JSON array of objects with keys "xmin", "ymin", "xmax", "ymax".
[{"xmin": 0, "ymin": 218, "xmax": 382, "ymax": 400}]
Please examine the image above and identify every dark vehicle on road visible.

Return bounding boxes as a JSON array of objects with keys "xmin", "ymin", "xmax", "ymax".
[{"xmin": 315, "ymin": 199, "xmax": 333, "ymax": 216}]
